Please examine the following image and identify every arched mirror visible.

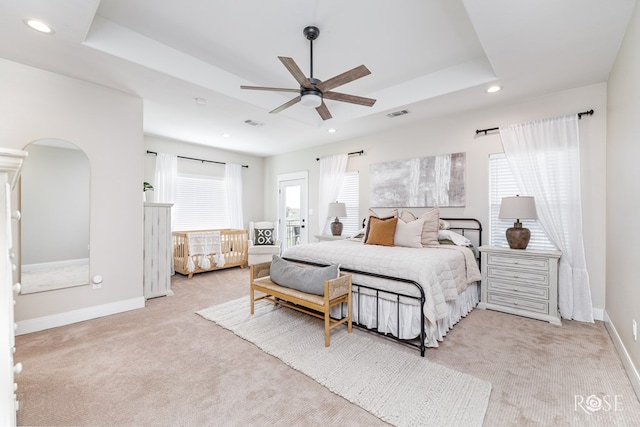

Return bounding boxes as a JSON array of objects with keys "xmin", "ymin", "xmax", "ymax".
[{"xmin": 20, "ymin": 139, "xmax": 90, "ymax": 294}]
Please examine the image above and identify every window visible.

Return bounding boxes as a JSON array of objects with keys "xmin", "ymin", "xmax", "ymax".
[
  {"xmin": 324, "ymin": 171, "xmax": 360, "ymax": 235},
  {"xmin": 173, "ymin": 174, "xmax": 229, "ymax": 231},
  {"xmin": 489, "ymin": 153, "xmax": 556, "ymax": 251}
]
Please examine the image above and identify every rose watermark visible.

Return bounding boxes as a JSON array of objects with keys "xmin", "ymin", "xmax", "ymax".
[{"xmin": 574, "ymin": 394, "xmax": 623, "ymax": 414}]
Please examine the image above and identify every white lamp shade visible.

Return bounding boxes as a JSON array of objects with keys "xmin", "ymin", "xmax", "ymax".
[
  {"xmin": 327, "ymin": 202, "xmax": 347, "ymax": 218},
  {"xmin": 499, "ymin": 196, "xmax": 537, "ymax": 220},
  {"xmin": 301, "ymin": 92, "xmax": 322, "ymax": 108}
]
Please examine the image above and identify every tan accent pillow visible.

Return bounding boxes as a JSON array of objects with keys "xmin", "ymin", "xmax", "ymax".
[
  {"xmin": 363, "ymin": 208, "xmax": 398, "ymax": 242},
  {"xmin": 399, "ymin": 208, "xmax": 440, "ymax": 246},
  {"xmin": 394, "ymin": 217, "xmax": 424, "ymax": 248},
  {"xmin": 364, "ymin": 216, "xmax": 398, "ymax": 246}
]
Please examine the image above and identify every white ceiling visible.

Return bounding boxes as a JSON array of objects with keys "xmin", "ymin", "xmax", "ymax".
[{"xmin": 0, "ymin": 0, "xmax": 636, "ymax": 156}]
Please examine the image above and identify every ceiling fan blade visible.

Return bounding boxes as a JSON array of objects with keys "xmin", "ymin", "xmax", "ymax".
[
  {"xmin": 269, "ymin": 96, "xmax": 301, "ymax": 114},
  {"xmin": 278, "ymin": 57, "xmax": 312, "ymax": 89},
  {"xmin": 323, "ymin": 91, "xmax": 376, "ymax": 107},
  {"xmin": 241, "ymin": 85, "xmax": 299, "ymax": 93},
  {"xmin": 316, "ymin": 102, "xmax": 332, "ymax": 120},
  {"xmin": 316, "ymin": 65, "xmax": 371, "ymax": 92}
]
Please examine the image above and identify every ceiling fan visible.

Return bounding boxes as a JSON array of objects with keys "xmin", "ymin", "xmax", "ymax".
[{"xmin": 240, "ymin": 26, "xmax": 376, "ymax": 121}]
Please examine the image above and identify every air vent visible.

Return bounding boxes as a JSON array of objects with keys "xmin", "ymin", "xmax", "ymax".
[
  {"xmin": 244, "ymin": 119, "xmax": 264, "ymax": 127},
  {"xmin": 386, "ymin": 109, "xmax": 410, "ymax": 118}
]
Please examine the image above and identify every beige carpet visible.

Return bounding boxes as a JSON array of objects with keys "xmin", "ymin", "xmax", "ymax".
[
  {"xmin": 14, "ymin": 267, "xmax": 640, "ymax": 426},
  {"xmin": 198, "ymin": 297, "xmax": 491, "ymax": 427}
]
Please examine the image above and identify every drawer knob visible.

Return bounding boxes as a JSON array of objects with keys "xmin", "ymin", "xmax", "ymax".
[
  {"xmin": 513, "ymin": 287, "xmax": 519, "ymax": 292},
  {"xmin": 514, "ymin": 261, "xmax": 519, "ymax": 264},
  {"xmin": 513, "ymin": 301, "xmax": 519, "ymax": 305},
  {"xmin": 513, "ymin": 275, "xmax": 519, "ymax": 278}
]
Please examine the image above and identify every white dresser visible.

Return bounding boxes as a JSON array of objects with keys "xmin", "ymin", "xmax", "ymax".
[
  {"xmin": 143, "ymin": 203, "xmax": 174, "ymax": 299},
  {"xmin": 478, "ymin": 245, "xmax": 562, "ymax": 325},
  {"xmin": 1, "ymin": 148, "xmax": 27, "ymax": 426}
]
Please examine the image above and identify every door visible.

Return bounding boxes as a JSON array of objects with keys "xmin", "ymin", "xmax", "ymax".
[{"xmin": 278, "ymin": 172, "xmax": 308, "ymax": 251}]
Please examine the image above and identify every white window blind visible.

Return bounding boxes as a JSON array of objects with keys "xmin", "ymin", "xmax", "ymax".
[
  {"xmin": 324, "ymin": 171, "xmax": 360, "ymax": 235},
  {"xmin": 173, "ymin": 174, "xmax": 230, "ymax": 231},
  {"xmin": 489, "ymin": 153, "xmax": 556, "ymax": 251}
]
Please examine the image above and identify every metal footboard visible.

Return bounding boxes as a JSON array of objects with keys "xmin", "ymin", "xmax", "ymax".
[{"xmin": 282, "ymin": 257, "xmax": 428, "ymax": 356}]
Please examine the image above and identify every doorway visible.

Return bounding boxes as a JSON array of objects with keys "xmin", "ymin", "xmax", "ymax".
[{"xmin": 277, "ymin": 171, "xmax": 308, "ymax": 251}]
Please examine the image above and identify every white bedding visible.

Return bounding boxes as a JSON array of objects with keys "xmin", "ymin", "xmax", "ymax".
[{"xmin": 282, "ymin": 239, "xmax": 482, "ymax": 346}]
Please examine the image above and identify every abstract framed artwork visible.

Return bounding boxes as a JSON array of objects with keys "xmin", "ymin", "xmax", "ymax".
[{"xmin": 369, "ymin": 152, "xmax": 466, "ymax": 207}]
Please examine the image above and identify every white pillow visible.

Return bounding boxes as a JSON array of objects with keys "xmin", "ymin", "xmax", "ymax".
[
  {"xmin": 438, "ymin": 229, "xmax": 472, "ymax": 246},
  {"xmin": 394, "ymin": 217, "xmax": 424, "ymax": 248}
]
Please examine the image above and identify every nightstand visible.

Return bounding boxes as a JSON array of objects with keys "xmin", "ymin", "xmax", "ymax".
[
  {"xmin": 314, "ymin": 234, "xmax": 348, "ymax": 242},
  {"xmin": 478, "ymin": 245, "xmax": 562, "ymax": 325}
]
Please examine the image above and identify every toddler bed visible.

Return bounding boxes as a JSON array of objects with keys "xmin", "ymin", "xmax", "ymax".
[{"xmin": 173, "ymin": 229, "xmax": 248, "ymax": 278}]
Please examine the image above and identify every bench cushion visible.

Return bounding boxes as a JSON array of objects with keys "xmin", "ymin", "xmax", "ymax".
[{"xmin": 269, "ymin": 255, "xmax": 339, "ymax": 296}]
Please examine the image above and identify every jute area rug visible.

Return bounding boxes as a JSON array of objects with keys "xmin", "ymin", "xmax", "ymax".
[{"xmin": 197, "ymin": 297, "xmax": 491, "ymax": 427}]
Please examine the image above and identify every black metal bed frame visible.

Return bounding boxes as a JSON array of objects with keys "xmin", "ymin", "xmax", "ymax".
[{"xmin": 283, "ymin": 217, "xmax": 482, "ymax": 357}]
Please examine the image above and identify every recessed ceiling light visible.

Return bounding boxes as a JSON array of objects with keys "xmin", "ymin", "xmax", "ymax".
[
  {"xmin": 23, "ymin": 18, "xmax": 54, "ymax": 34},
  {"xmin": 328, "ymin": 128, "xmax": 336, "ymax": 133},
  {"xmin": 221, "ymin": 133, "xmax": 230, "ymax": 138},
  {"xmin": 486, "ymin": 85, "xmax": 502, "ymax": 93},
  {"xmin": 195, "ymin": 97, "xmax": 207, "ymax": 105}
]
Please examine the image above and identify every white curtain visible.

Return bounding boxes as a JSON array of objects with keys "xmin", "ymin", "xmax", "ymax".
[
  {"xmin": 153, "ymin": 152, "xmax": 177, "ymax": 207},
  {"xmin": 153, "ymin": 152, "xmax": 177, "ymax": 274},
  {"xmin": 318, "ymin": 154, "xmax": 348, "ymax": 233},
  {"xmin": 500, "ymin": 115, "xmax": 593, "ymax": 322},
  {"xmin": 225, "ymin": 163, "xmax": 244, "ymax": 229}
]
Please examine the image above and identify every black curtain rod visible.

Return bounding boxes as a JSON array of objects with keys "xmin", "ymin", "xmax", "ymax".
[
  {"xmin": 475, "ymin": 109, "xmax": 595, "ymax": 136},
  {"xmin": 316, "ymin": 150, "xmax": 364, "ymax": 161},
  {"xmin": 146, "ymin": 150, "xmax": 248, "ymax": 168}
]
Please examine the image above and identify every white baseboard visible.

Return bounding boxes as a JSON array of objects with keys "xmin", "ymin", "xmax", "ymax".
[
  {"xmin": 604, "ymin": 310, "xmax": 640, "ymax": 400},
  {"xmin": 15, "ymin": 297, "xmax": 145, "ymax": 336}
]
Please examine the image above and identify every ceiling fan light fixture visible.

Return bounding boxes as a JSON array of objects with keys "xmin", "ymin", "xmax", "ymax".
[
  {"xmin": 240, "ymin": 25, "xmax": 374, "ymax": 120},
  {"xmin": 301, "ymin": 90, "xmax": 322, "ymax": 108}
]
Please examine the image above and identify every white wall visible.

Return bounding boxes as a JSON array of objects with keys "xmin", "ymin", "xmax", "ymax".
[
  {"xmin": 144, "ymin": 135, "xmax": 265, "ymax": 229},
  {"xmin": 264, "ymin": 83, "xmax": 608, "ymax": 315},
  {"xmin": 0, "ymin": 58, "xmax": 145, "ymax": 328},
  {"xmin": 606, "ymin": 1, "xmax": 640, "ymax": 392}
]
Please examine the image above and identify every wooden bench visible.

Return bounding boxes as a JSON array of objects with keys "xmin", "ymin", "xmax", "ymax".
[{"xmin": 249, "ymin": 261, "xmax": 352, "ymax": 347}]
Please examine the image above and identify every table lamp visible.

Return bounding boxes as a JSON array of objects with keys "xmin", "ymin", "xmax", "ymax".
[
  {"xmin": 327, "ymin": 202, "xmax": 347, "ymax": 236},
  {"xmin": 498, "ymin": 195, "xmax": 537, "ymax": 249}
]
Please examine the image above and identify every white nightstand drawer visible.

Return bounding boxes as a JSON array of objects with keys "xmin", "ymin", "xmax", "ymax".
[
  {"xmin": 487, "ymin": 280, "xmax": 549, "ymax": 299},
  {"xmin": 487, "ymin": 266, "xmax": 549, "ymax": 285},
  {"xmin": 487, "ymin": 254, "xmax": 548, "ymax": 271},
  {"xmin": 487, "ymin": 293, "xmax": 549, "ymax": 314}
]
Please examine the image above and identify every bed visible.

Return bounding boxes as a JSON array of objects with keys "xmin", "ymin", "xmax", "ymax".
[{"xmin": 281, "ymin": 214, "xmax": 482, "ymax": 356}]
